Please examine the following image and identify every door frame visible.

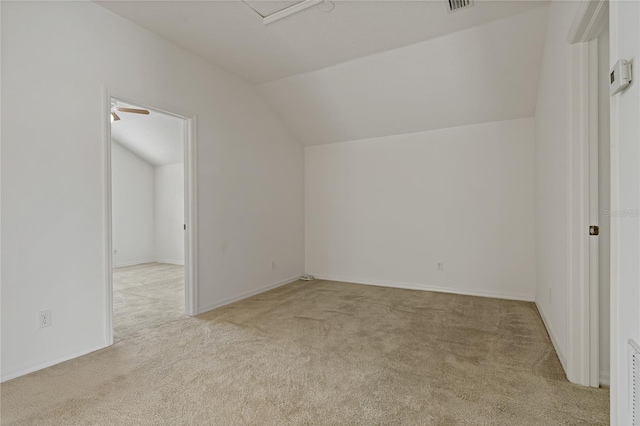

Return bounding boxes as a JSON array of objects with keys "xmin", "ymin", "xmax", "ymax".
[
  {"xmin": 102, "ymin": 87, "xmax": 199, "ymax": 346},
  {"xmin": 566, "ymin": 0, "xmax": 608, "ymax": 387}
]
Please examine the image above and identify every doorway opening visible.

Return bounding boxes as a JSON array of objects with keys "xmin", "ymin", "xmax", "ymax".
[{"xmin": 105, "ymin": 94, "xmax": 198, "ymax": 344}]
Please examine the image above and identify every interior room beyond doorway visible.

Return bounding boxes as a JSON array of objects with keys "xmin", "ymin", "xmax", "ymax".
[{"xmin": 110, "ymin": 99, "xmax": 186, "ymax": 342}]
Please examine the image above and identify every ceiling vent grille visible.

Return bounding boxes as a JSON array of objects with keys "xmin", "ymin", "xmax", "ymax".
[{"xmin": 448, "ymin": 0, "xmax": 473, "ymax": 13}]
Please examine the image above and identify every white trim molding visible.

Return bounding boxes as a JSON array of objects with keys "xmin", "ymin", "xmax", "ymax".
[
  {"xmin": 114, "ymin": 260, "xmax": 185, "ymax": 268},
  {"xmin": 310, "ymin": 275, "xmax": 535, "ymax": 302},
  {"xmin": 154, "ymin": 259, "xmax": 185, "ymax": 266},
  {"xmin": 563, "ymin": 1, "xmax": 609, "ymax": 388},
  {"xmin": 566, "ymin": 39, "xmax": 595, "ymax": 387},
  {"xmin": 184, "ymin": 115, "xmax": 199, "ymax": 317},
  {"xmin": 536, "ymin": 302, "xmax": 568, "ymax": 372},
  {"xmin": 198, "ymin": 276, "xmax": 301, "ymax": 314},
  {"xmin": 567, "ymin": 0, "xmax": 608, "ymax": 44},
  {"xmin": 102, "ymin": 86, "xmax": 114, "ymax": 347},
  {"xmin": 113, "ymin": 259, "xmax": 157, "ymax": 268},
  {"xmin": 1, "ymin": 339, "xmax": 105, "ymax": 383}
]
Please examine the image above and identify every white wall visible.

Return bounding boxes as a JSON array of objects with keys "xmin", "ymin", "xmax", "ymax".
[
  {"xmin": 1, "ymin": 1, "xmax": 304, "ymax": 381},
  {"xmin": 112, "ymin": 142, "xmax": 184, "ymax": 267},
  {"xmin": 305, "ymin": 118, "xmax": 536, "ymax": 301},
  {"xmin": 597, "ymin": 19, "xmax": 610, "ymax": 387},
  {"xmin": 533, "ymin": 0, "xmax": 581, "ymax": 372},
  {"xmin": 609, "ymin": 1, "xmax": 640, "ymax": 423},
  {"xmin": 155, "ymin": 163, "xmax": 184, "ymax": 265},
  {"xmin": 111, "ymin": 142, "xmax": 156, "ymax": 267}
]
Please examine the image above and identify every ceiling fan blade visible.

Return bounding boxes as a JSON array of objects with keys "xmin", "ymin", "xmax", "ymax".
[
  {"xmin": 116, "ymin": 107, "xmax": 150, "ymax": 115},
  {"xmin": 111, "ymin": 112, "xmax": 121, "ymax": 121}
]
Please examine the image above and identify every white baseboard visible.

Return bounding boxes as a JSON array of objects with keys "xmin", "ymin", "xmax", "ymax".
[
  {"xmin": 198, "ymin": 275, "xmax": 301, "ymax": 315},
  {"xmin": 114, "ymin": 259, "xmax": 156, "ymax": 268},
  {"xmin": 599, "ymin": 370, "xmax": 610, "ymax": 387},
  {"xmin": 1, "ymin": 339, "xmax": 106, "ymax": 383},
  {"xmin": 535, "ymin": 302, "xmax": 567, "ymax": 374},
  {"xmin": 310, "ymin": 274, "xmax": 535, "ymax": 302},
  {"xmin": 155, "ymin": 259, "xmax": 185, "ymax": 266},
  {"xmin": 114, "ymin": 259, "xmax": 185, "ymax": 268}
]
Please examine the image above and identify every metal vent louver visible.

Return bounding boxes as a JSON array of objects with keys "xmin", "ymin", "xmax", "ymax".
[
  {"xmin": 448, "ymin": 0, "xmax": 473, "ymax": 13},
  {"xmin": 632, "ymin": 340, "xmax": 640, "ymax": 425}
]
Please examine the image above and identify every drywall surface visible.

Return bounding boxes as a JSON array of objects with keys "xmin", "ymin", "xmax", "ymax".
[
  {"xmin": 112, "ymin": 142, "xmax": 184, "ymax": 267},
  {"xmin": 305, "ymin": 118, "xmax": 536, "ymax": 301},
  {"xmin": 533, "ymin": 0, "xmax": 581, "ymax": 371},
  {"xmin": 97, "ymin": 1, "xmax": 547, "ymax": 84},
  {"xmin": 258, "ymin": 6, "xmax": 549, "ymax": 146},
  {"xmin": 111, "ymin": 142, "xmax": 156, "ymax": 267},
  {"xmin": 1, "ymin": 1, "xmax": 304, "ymax": 381},
  {"xmin": 609, "ymin": 1, "xmax": 639, "ymax": 423},
  {"xmin": 597, "ymin": 20, "xmax": 610, "ymax": 386},
  {"xmin": 155, "ymin": 163, "xmax": 184, "ymax": 265}
]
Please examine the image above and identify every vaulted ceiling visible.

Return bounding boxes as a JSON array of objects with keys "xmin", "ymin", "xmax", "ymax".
[
  {"xmin": 98, "ymin": 1, "xmax": 550, "ymax": 146},
  {"xmin": 111, "ymin": 101, "xmax": 184, "ymax": 166},
  {"xmin": 258, "ymin": 6, "xmax": 549, "ymax": 145},
  {"xmin": 97, "ymin": 0, "xmax": 547, "ymax": 84}
]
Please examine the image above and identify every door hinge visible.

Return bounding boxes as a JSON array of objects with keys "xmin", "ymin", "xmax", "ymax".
[
  {"xmin": 589, "ymin": 225, "xmax": 599, "ymax": 236},
  {"xmin": 184, "ymin": 224, "xmax": 186, "ymax": 230}
]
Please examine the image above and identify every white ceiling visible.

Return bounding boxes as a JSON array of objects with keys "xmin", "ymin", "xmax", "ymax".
[
  {"xmin": 111, "ymin": 101, "xmax": 184, "ymax": 166},
  {"xmin": 96, "ymin": 0, "xmax": 548, "ymax": 84},
  {"xmin": 258, "ymin": 6, "xmax": 549, "ymax": 145}
]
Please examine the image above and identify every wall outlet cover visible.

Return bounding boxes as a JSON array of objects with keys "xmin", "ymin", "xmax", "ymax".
[{"xmin": 39, "ymin": 309, "xmax": 51, "ymax": 328}]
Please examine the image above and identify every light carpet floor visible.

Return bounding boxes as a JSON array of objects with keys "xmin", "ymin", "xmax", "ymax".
[
  {"xmin": 1, "ymin": 280, "xmax": 608, "ymax": 425},
  {"xmin": 113, "ymin": 263, "xmax": 184, "ymax": 341}
]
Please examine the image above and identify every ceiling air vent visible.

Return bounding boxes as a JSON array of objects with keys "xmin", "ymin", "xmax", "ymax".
[{"xmin": 448, "ymin": 0, "xmax": 473, "ymax": 13}]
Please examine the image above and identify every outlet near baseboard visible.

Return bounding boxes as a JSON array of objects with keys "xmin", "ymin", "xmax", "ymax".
[{"xmin": 39, "ymin": 310, "xmax": 51, "ymax": 328}]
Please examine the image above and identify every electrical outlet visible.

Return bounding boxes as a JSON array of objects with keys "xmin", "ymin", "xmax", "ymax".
[
  {"xmin": 271, "ymin": 260, "xmax": 276, "ymax": 270},
  {"xmin": 437, "ymin": 262, "xmax": 444, "ymax": 271},
  {"xmin": 113, "ymin": 249, "xmax": 118, "ymax": 255},
  {"xmin": 39, "ymin": 310, "xmax": 51, "ymax": 328}
]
